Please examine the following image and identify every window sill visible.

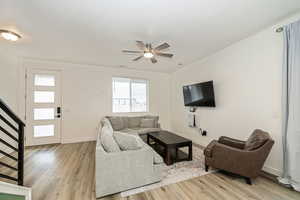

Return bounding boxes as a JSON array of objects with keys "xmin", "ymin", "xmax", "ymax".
[{"xmin": 112, "ymin": 111, "xmax": 150, "ymax": 115}]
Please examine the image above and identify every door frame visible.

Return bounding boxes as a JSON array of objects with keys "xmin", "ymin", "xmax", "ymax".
[{"xmin": 25, "ymin": 68, "xmax": 62, "ymax": 146}]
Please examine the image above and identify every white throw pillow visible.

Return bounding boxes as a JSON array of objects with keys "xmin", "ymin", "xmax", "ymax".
[
  {"xmin": 140, "ymin": 119, "xmax": 155, "ymax": 128},
  {"xmin": 100, "ymin": 125, "xmax": 121, "ymax": 152},
  {"xmin": 114, "ymin": 131, "xmax": 143, "ymax": 151}
]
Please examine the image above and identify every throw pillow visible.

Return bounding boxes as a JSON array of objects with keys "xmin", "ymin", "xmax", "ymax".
[
  {"xmin": 143, "ymin": 115, "xmax": 159, "ymax": 128},
  {"xmin": 113, "ymin": 131, "xmax": 143, "ymax": 151},
  {"xmin": 128, "ymin": 117, "xmax": 141, "ymax": 128},
  {"xmin": 244, "ymin": 129, "xmax": 269, "ymax": 151},
  {"xmin": 140, "ymin": 119, "xmax": 155, "ymax": 128},
  {"xmin": 107, "ymin": 116, "xmax": 124, "ymax": 131},
  {"xmin": 100, "ymin": 125, "xmax": 121, "ymax": 152}
]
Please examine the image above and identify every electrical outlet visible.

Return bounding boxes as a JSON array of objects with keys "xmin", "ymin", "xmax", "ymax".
[{"xmin": 202, "ymin": 130, "xmax": 207, "ymax": 136}]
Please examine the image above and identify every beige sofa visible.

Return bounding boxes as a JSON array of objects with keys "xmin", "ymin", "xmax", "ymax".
[{"xmin": 95, "ymin": 115, "xmax": 164, "ymax": 198}]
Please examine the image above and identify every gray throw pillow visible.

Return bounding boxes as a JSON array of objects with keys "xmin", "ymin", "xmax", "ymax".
[
  {"xmin": 107, "ymin": 116, "xmax": 124, "ymax": 131},
  {"xmin": 140, "ymin": 119, "xmax": 155, "ymax": 128},
  {"xmin": 143, "ymin": 115, "xmax": 159, "ymax": 128},
  {"xmin": 114, "ymin": 131, "xmax": 143, "ymax": 151},
  {"xmin": 128, "ymin": 117, "xmax": 141, "ymax": 128},
  {"xmin": 100, "ymin": 125, "xmax": 121, "ymax": 152}
]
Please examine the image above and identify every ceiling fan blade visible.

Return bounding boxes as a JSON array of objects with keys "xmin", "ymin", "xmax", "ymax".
[
  {"xmin": 154, "ymin": 42, "xmax": 170, "ymax": 51},
  {"xmin": 136, "ymin": 41, "xmax": 146, "ymax": 50},
  {"xmin": 151, "ymin": 57, "xmax": 157, "ymax": 64},
  {"xmin": 156, "ymin": 52, "xmax": 173, "ymax": 58},
  {"xmin": 122, "ymin": 50, "xmax": 143, "ymax": 53},
  {"xmin": 133, "ymin": 55, "xmax": 143, "ymax": 61}
]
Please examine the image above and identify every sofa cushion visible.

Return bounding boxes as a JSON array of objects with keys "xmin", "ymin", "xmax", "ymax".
[
  {"xmin": 128, "ymin": 117, "xmax": 141, "ymax": 128},
  {"xmin": 122, "ymin": 117, "xmax": 129, "ymax": 129},
  {"xmin": 245, "ymin": 129, "xmax": 269, "ymax": 151},
  {"xmin": 140, "ymin": 119, "xmax": 155, "ymax": 128},
  {"xmin": 114, "ymin": 131, "xmax": 143, "ymax": 151},
  {"xmin": 107, "ymin": 116, "xmax": 124, "ymax": 131},
  {"xmin": 100, "ymin": 125, "xmax": 121, "ymax": 152},
  {"xmin": 138, "ymin": 128, "xmax": 161, "ymax": 135},
  {"xmin": 120, "ymin": 128, "xmax": 139, "ymax": 135},
  {"xmin": 143, "ymin": 115, "xmax": 159, "ymax": 128}
]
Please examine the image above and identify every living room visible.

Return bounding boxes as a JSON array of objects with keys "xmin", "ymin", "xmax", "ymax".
[{"xmin": 1, "ymin": 1, "xmax": 300, "ymax": 200}]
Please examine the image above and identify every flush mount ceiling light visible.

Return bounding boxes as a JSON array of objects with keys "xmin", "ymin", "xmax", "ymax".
[
  {"xmin": 0, "ymin": 30, "xmax": 21, "ymax": 41},
  {"xmin": 143, "ymin": 52, "xmax": 154, "ymax": 58}
]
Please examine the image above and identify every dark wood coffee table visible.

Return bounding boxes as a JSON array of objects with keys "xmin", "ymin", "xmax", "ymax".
[{"xmin": 147, "ymin": 131, "xmax": 192, "ymax": 165}]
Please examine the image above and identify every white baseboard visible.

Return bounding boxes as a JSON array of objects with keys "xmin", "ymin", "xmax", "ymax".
[
  {"xmin": 263, "ymin": 165, "xmax": 282, "ymax": 177},
  {"xmin": 61, "ymin": 136, "xmax": 96, "ymax": 144}
]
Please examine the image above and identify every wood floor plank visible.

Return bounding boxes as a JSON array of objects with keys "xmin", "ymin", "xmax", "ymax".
[{"xmin": 1, "ymin": 141, "xmax": 299, "ymax": 200}]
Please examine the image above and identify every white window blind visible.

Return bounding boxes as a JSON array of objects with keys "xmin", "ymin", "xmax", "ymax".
[{"xmin": 112, "ymin": 77, "xmax": 148, "ymax": 113}]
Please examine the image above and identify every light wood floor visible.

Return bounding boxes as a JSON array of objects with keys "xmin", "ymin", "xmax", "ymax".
[{"xmin": 1, "ymin": 142, "xmax": 299, "ymax": 200}]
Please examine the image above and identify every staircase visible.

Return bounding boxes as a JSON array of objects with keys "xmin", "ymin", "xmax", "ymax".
[{"xmin": 0, "ymin": 98, "xmax": 25, "ymax": 186}]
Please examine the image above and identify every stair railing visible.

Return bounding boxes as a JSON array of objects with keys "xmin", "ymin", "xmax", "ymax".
[{"xmin": 0, "ymin": 98, "xmax": 25, "ymax": 185}]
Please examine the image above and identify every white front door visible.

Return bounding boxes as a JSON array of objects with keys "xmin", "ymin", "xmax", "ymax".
[{"xmin": 26, "ymin": 69, "xmax": 62, "ymax": 146}]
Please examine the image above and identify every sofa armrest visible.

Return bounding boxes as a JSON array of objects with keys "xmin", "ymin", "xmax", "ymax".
[
  {"xmin": 218, "ymin": 136, "xmax": 246, "ymax": 149},
  {"xmin": 95, "ymin": 146, "xmax": 156, "ymax": 196}
]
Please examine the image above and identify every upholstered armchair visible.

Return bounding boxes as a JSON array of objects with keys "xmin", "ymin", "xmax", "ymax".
[{"xmin": 204, "ymin": 129, "xmax": 274, "ymax": 184}]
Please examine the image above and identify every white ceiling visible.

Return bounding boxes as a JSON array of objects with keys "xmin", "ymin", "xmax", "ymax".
[{"xmin": 1, "ymin": 0, "xmax": 300, "ymax": 73}]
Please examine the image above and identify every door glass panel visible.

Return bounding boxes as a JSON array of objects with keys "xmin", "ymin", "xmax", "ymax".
[
  {"xmin": 34, "ymin": 91, "xmax": 55, "ymax": 103},
  {"xmin": 34, "ymin": 108, "xmax": 54, "ymax": 120},
  {"xmin": 34, "ymin": 125, "xmax": 54, "ymax": 137},
  {"xmin": 34, "ymin": 74, "xmax": 55, "ymax": 86}
]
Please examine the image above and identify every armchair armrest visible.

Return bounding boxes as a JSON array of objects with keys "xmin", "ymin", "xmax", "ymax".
[
  {"xmin": 204, "ymin": 140, "xmax": 218, "ymax": 157},
  {"xmin": 218, "ymin": 136, "xmax": 246, "ymax": 149}
]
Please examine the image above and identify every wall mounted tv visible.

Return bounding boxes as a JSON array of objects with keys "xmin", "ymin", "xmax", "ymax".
[{"xmin": 183, "ymin": 81, "xmax": 216, "ymax": 107}]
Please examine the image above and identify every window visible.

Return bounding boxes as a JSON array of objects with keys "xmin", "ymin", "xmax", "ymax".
[{"xmin": 112, "ymin": 77, "xmax": 148, "ymax": 113}]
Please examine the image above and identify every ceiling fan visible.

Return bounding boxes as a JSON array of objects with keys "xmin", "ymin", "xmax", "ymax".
[{"xmin": 122, "ymin": 41, "xmax": 173, "ymax": 64}]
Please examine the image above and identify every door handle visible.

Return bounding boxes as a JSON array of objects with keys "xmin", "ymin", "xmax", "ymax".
[{"xmin": 56, "ymin": 107, "xmax": 61, "ymax": 118}]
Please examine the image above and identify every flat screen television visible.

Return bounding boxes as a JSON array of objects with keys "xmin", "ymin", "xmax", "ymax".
[{"xmin": 183, "ymin": 81, "xmax": 216, "ymax": 107}]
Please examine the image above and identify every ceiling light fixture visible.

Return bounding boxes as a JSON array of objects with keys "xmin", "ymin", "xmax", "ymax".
[
  {"xmin": 0, "ymin": 30, "xmax": 21, "ymax": 41},
  {"xmin": 144, "ymin": 52, "xmax": 154, "ymax": 58}
]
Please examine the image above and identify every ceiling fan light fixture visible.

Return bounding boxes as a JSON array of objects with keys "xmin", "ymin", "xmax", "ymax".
[
  {"xmin": 0, "ymin": 30, "xmax": 21, "ymax": 41},
  {"xmin": 144, "ymin": 52, "xmax": 154, "ymax": 58}
]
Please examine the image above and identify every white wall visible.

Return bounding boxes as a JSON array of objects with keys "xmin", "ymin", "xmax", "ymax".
[
  {"xmin": 23, "ymin": 60, "xmax": 171, "ymax": 144},
  {"xmin": 0, "ymin": 49, "xmax": 20, "ymax": 155},
  {"xmin": 0, "ymin": 49, "xmax": 20, "ymax": 112},
  {"xmin": 170, "ymin": 13, "xmax": 300, "ymax": 176}
]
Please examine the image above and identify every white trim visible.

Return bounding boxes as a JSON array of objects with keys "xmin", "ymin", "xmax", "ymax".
[
  {"xmin": 263, "ymin": 165, "xmax": 282, "ymax": 176},
  {"xmin": 0, "ymin": 181, "xmax": 31, "ymax": 200}
]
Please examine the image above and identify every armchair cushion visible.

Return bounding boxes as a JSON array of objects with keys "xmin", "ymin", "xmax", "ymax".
[{"xmin": 245, "ymin": 129, "xmax": 269, "ymax": 150}]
